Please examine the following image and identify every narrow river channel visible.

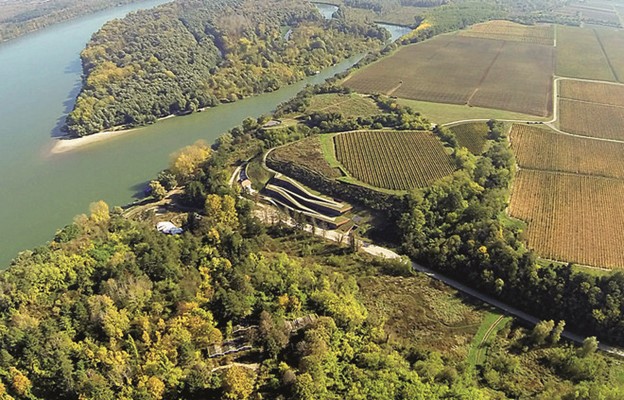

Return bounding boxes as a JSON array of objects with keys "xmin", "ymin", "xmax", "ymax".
[{"xmin": 0, "ymin": 1, "xmax": 364, "ymax": 267}]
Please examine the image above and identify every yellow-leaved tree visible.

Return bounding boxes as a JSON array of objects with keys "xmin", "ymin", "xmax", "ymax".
[{"xmin": 169, "ymin": 140, "xmax": 211, "ymax": 181}]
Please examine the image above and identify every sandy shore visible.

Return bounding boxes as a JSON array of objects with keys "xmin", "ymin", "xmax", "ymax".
[{"xmin": 49, "ymin": 115, "xmax": 176, "ymax": 154}]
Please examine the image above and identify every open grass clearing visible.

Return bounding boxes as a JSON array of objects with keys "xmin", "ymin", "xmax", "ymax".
[
  {"xmin": 397, "ymin": 98, "xmax": 546, "ymax": 124},
  {"xmin": 359, "ymin": 275, "xmax": 483, "ymax": 361},
  {"xmin": 467, "ymin": 311, "xmax": 511, "ymax": 367},
  {"xmin": 307, "ymin": 93, "xmax": 381, "ymax": 118}
]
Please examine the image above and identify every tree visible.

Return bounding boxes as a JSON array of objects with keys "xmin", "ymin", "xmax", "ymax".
[
  {"xmin": 531, "ymin": 320, "xmax": 554, "ymax": 346},
  {"xmin": 170, "ymin": 140, "xmax": 211, "ymax": 181},
  {"xmin": 89, "ymin": 200, "xmax": 110, "ymax": 224},
  {"xmin": 149, "ymin": 180, "xmax": 167, "ymax": 200},
  {"xmin": 550, "ymin": 320, "xmax": 566, "ymax": 344},
  {"xmin": 222, "ymin": 366, "xmax": 255, "ymax": 399},
  {"xmin": 157, "ymin": 170, "xmax": 178, "ymax": 190},
  {"xmin": 580, "ymin": 337, "xmax": 598, "ymax": 357}
]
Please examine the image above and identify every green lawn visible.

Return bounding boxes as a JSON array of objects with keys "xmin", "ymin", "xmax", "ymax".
[
  {"xmin": 467, "ymin": 311, "xmax": 511, "ymax": 367},
  {"xmin": 397, "ymin": 98, "xmax": 547, "ymax": 125}
]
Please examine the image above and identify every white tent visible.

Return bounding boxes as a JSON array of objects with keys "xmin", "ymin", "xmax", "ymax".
[{"xmin": 157, "ymin": 221, "xmax": 183, "ymax": 235}]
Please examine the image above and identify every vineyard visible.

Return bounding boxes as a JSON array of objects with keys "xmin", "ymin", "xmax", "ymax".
[
  {"xmin": 449, "ymin": 122, "xmax": 489, "ymax": 154},
  {"xmin": 343, "ymin": 35, "xmax": 554, "ymax": 116},
  {"xmin": 509, "ymin": 169, "xmax": 624, "ymax": 268},
  {"xmin": 334, "ymin": 130, "xmax": 455, "ymax": 190},
  {"xmin": 555, "ymin": 26, "xmax": 616, "ymax": 81},
  {"xmin": 510, "ymin": 124, "xmax": 624, "ymax": 179},
  {"xmin": 468, "ymin": 42, "xmax": 554, "ymax": 117},
  {"xmin": 458, "ymin": 20, "xmax": 554, "ymax": 45},
  {"xmin": 560, "ymin": 79, "xmax": 624, "ymax": 107},
  {"xmin": 559, "ymin": 99, "xmax": 624, "ymax": 141}
]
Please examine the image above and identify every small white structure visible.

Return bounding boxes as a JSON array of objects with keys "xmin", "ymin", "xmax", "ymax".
[{"xmin": 157, "ymin": 221, "xmax": 183, "ymax": 235}]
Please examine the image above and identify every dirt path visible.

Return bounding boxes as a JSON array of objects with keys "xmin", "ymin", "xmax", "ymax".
[{"xmin": 475, "ymin": 315, "xmax": 505, "ymax": 365}]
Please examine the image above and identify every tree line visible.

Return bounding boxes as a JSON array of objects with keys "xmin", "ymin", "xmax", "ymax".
[
  {"xmin": 64, "ymin": 0, "xmax": 388, "ymax": 137},
  {"xmin": 0, "ymin": 0, "xmax": 145, "ymax": 43}
]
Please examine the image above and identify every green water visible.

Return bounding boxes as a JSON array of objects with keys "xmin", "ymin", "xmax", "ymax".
[{"xmin": 0, "ymin": 2, "xmax": 362, "ymax": 267}]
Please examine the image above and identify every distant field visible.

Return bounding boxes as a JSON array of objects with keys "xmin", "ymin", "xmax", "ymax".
[
  {"xmin": 559, "ymin": 99, "xmax": 624, "ymax": 141},
  {"xmin": 307, "ymin": 93, "xmax": 381, "ymax": 118},
  {"xmin": 458, "ymin": 20, "xmax": 554, "ymax": 45},
  {"xmin": 334, "ymin": 130, "xmax": 454, "ymax": 190},
  {"xmin": 449, "ymin": 122, "xmax": 489, "ymax": 154},
  {"xmin": 555, "ymin": 26, "xmax": 616, "ymax": 81},
  {"xmin": 510, "ymin": 124, "xmax": 624, "ymax": 179},
  {"xmin": 509, "ymin": 169, "xmax": 624, "ymax": 268},
  {"xmin": 344, "ymin": 35, "xmax": 554, "ymax": 116},
  {"xmin": 594, "ymin": 28, "xmax": 624, "ymax": 81}
]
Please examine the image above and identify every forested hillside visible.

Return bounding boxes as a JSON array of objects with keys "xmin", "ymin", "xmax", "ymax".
[
  {"xmin": 64, "ymin": 0, "xmax": 387, "ymax": 137},
  {"xmin": 0, "ymin": 0, "xmax": 146, "ymax": 42},
  {"xmin": 2, "ymin": 127, "xmax": 623, "ymax": 399}
]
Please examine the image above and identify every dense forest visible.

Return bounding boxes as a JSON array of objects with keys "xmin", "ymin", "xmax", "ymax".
[
  {"xmin": 0, "ymin": 0, "xmax": 146, "ymax": 42},
  {"xmin": 2, "ymin": 108, "xmax": 624, "ymax": 397},
  {"xmin": 64, "ymin": 0, "xmax": 387, "ymax": 137}
]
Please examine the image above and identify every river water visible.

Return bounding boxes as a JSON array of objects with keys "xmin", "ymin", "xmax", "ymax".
[
  {"xmin": 0, "ymin": 1, "xmax": 362, "ymax": 267},
  {"xmin": 313, "ymin": 2, "xmax": 413, "ymax": 41}
]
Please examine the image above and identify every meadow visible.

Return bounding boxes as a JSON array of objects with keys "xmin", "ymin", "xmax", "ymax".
[{"xmin": 307, "ymin": 93, "xmax": 381, "ymax": 118}]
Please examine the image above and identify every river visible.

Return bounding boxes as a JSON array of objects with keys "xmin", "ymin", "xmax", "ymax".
[
  {"xmin": 313, "ymin": 2, "xmax": 413, "ymax": 41},
  {"xmin": 0, "ymin": 1, "xmax": 362, "ymax": 267}
]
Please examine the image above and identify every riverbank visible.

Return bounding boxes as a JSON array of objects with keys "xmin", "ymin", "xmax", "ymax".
[{"xmin": 50, "ymin": 114, "xmax": 177, "ymax": 154}]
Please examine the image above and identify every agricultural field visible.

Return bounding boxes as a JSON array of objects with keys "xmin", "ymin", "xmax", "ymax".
[
  {"xmin": 556, "ymin": 3, "xmax": 621, "ymax": 26},
  {"xmin": 344, "ymin": 35, "xmax": 554, "ymax": 116},
  {"xmin": 469, "ymin": 42, "xmax": 554, "ymax": 116},
  {"xmin": 559, "ymin": 98, "xmax": 624, "ymax": 141},
  {"xmin": 458, "ymin": 20, "xmax": 554, "ymax": 45},
  {"xmin": 555, "ymin": 26, "xmax": 616, "ymax": 81},
  {"xmin": 269, "ymin": 136, "xmax": 341, "ymax": 179},
  {"xmin": 306, "ymin": 93, "xmax": 381, "ymax": 118},
  {"xmin": 449, "ymin": 122, "xmax": 489, "ymax": 154},
  {"xmin": 559, "ymin": 79, "xmax": 624, "ymax": 106},
  {"xmin": 594, "ymin": 28, "xmax": 624, "ymax": 81},
  {"xmin": 334, "ymin": 130, "xmax": 454, "ymax": 190},
  {"xmin": 509, "ymin": 169, "xmax": 624, "ymax": 268},
  {"xmin": 510, "ymin": 124, "xmax": 624, "ymax": 179}
]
